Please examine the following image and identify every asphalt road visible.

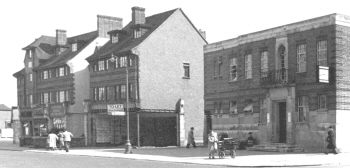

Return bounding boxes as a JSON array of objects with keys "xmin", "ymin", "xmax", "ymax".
[{"xmin": 0, "ymin": 150, "xmax": 228, "ymax": 168}]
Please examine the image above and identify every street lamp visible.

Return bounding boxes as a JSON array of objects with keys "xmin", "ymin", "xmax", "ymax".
[{"xmin": 109, "ymin": 53, "xmax": 132, "ymax": 154}]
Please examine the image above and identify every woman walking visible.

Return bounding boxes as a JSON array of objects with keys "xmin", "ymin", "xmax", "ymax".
[{"xmin": 208, "ymin": 129, "xmax": 218, "ymax": 159}]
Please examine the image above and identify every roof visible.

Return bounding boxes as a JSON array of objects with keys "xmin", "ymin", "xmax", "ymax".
[
  {"xmin": 13, "ymin": 68, "xmax": 25, "ymax": 77},
  {"xmin": 35, "ymin": 31, "xmax": 98, "ymax": 69},
  {"xmin": 86, "ymin": 8, "xmax": 179, "ymax": 61},
  {"xmin": 0, "ymin": 104, "xmax": 11, "ymax": 111},
  {"xmin": 22, "ymin": 35, "xmax": 56, "ymax": 51}
]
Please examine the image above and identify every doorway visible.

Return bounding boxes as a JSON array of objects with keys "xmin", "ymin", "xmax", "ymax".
[{"xmin": 278, "ymin": 102, "xmax": 287, "ymax": 143}]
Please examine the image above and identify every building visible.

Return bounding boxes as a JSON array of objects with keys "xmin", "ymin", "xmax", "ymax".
[
  {"xmin": 204, "ymin": 14, "xmax": 350, "ymax": 152},
  {"xmin": 85, "ymin": 7, "xmax": 207, "ymax": 147},
  {"xmin": 13, "ymin": 15, "xmax": 121, "ymax": 147},
  {"xmin": 0, "ymin": 104, "xmax": 12, "ymax": 138}
]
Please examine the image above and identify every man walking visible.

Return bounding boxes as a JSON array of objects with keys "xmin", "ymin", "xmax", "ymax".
[
  {"xmin": 186, "ymin": 127, "xmax": 197, "ymax": 148},
  {"xmin": 62, "ymin": 128, "xmax": 73, "ymax": 152}
]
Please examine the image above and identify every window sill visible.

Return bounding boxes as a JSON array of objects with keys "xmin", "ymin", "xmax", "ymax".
[
  {"xmin": 182, "ymin": 77, "xmax": 190, "ymax": 79},
  {"xmin": 228, "ymin": 80, "xmax": 237, "ymax": 83},
  {"xmin": 296, "ymin": 71, "xmax": 306, "ymax": 74}
]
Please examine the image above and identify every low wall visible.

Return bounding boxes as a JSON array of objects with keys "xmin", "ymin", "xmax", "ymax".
[{"xmin": 20, "ymin": 137, "xmax": 85, "ymax": 148}]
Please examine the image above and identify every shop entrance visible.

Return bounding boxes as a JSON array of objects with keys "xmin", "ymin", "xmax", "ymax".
[{"xmin": 278, "ymin": 102, "xmax": 287, "ymax": 143}]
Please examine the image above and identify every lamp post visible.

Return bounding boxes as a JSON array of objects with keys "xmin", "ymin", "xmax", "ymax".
[{"xmin": 110, "ymin": 53, "xmax": 131, "ymax": 154}]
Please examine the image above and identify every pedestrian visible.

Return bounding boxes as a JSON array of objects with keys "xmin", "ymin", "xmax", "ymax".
[
  {"xmin": 186, "ymin": 127, "xmax": 197, "ymax": 148},
  {"xmin": 208, "ymin": 129, "xmax": 218, "ymax": 159},
  {"xmin": 325, "ymin": 126, "xmax": 338, "ymax": 154},
  {"xmin": 62, "ymin": 128, "xmax": 73, "ymax": 152},
  {"xmin": 57, "ymin": 130, "xmax": 65, "ymax": 150},
  {"xmin": 47, "ymin": 131, "xmax": 58, "ymax": 151}
]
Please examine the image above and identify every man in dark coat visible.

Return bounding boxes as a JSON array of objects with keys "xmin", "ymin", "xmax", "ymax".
[
  {"xmin": 186, "ymin": 127, "xmax": 196, "ymax": 148},
  {"xmin": 325, "ymin": 126, "xmax": 338, "ymax": 154}
]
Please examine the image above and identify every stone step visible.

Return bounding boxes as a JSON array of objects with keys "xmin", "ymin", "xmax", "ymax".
[{"xmin": 246, "ymin": 143, "xmax": 304, "ymax": 153}]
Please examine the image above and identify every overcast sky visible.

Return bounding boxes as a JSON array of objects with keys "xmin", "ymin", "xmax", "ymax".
[{"xmin": 1, "ymin": 0, "xmax": 350, "ymax": 108}]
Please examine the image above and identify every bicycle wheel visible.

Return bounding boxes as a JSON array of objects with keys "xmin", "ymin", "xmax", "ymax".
[
  {"xmin": 230, "ymin": 150, "xmax": 236, "ymax": 158},
  {"xmin": 219, "ymin": 150, "xmax": 225, "ymax": 159}
]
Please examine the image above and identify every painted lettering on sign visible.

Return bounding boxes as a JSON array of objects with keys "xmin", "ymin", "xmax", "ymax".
[{"xmin": 49, "ymin": 104, "xmax": 65, "ymax": 117}]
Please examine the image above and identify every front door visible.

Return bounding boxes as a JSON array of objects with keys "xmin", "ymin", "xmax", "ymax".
[{"xmin": 278, "ymin": 102, "xmax": 287, "ymax": 143}]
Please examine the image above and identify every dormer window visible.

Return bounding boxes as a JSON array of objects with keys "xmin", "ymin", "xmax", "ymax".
[
  {"xmin": 72, "ymin": 43, "xmax": 77, "ymax": 52},
  {"xmin": 134, "ymin": 29, "xmax": 142, "ymax": 38},
  {"xmin": 112, "ymin": 34, "xmax": 118, "ymax": 43}
]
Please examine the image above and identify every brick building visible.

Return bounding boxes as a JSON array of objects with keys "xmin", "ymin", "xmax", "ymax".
[
  {"xmin": 85, "ymin": 7, "xmax": 207, "ymax": 147},
  {"xmin": 13, "ymin": 15, "xmax": 121, "ymax": 146},
  {"xmin": 204, "ymin": 14, "xmax": 350, "ymax": 152}
]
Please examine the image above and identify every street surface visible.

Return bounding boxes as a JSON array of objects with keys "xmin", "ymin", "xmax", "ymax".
[{"xmin": 0, "ymin": 150, "xmax": 228, "ymax": 168}]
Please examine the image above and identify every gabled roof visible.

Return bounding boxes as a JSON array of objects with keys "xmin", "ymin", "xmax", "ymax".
[
  {"xmin": 0, "ymin": 104, "xmax": 11, "ymax": 111},
  {"xmin": 35, "ymin": 31, "xmax": 98, "ymax": 70},
  {"xmin": 86, "ymin": 8, "xmax": 178, "ymax": 61},
  {"xmin": 13, "ymin": 68, "xmax": 25, "ymax": 77},
  {"xmin": 22, "ymin": 35, "xmax": 56, "ymax": 51}
]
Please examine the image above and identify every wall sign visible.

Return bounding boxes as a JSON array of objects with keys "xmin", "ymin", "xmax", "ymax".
[
  {"xmin": 318, "ymin": 66, "xmax": 329, "ymax": 83},
  {"xmin": 49, "ymin": 103, "xmax": 65, "ymax": 118}
]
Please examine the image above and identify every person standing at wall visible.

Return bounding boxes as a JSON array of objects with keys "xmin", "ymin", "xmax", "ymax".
[
  {"xmin": 186, "ymin": 127, "xmax": 197, "ymax": 148},
  {"xmin": 208, "ymin": 129, "xmax": 218, "ymax": 159},
  {"xmin": 62, "ymin": 128, "xmax": 73, "ymax": 152}
]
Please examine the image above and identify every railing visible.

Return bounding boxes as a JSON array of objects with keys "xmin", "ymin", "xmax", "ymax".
[{"xmin": 260, "ymin": 68, "xmax": 295, "ymax": 86}]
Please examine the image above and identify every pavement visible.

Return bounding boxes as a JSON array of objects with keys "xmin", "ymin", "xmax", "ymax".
[{"xmin": 1, "ymin": 138, "xmax": 350, "ymax": 167}]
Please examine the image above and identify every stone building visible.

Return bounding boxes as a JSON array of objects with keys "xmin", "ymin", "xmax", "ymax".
[
  {"xmin": 13, "ymin": 15, "xmax": 121, "ymax": 147},
  {"xmin": 85, "ymin": 7, "xmax": 207, "ymax": 147},
  {"xmin": 204, "ymin": 14, "xmax": 350, "ymax": 152}
]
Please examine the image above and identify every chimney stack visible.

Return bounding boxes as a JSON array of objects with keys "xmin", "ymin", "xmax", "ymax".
[
  {"xmin": 56, "ymin": 29, "xmax": 67, "ymax": 45},
  {"xmin": 97, "ymin": 15, "xmax": 123, "ymax": 38},
  {"xmin": 198, "ymin": 29, "xmax": 206, "ymax": 39},
  {"xmin": 132, "ymin": 6, "xmax": 146, "ymax": 25}
]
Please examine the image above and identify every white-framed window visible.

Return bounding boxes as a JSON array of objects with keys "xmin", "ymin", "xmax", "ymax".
[
  {"xmin": 134, "ymin": 29, "xmax": 142, "ymax": 38},
  {"xmin": 245, "ymin": 54, "xmax": 252, "ymax": 79},
  {"xmin": 229, "ymin": 58, "xmax": 237, "ymax": 81},
  {"xmin": 121, "ymin": 85, "xmax": 126, "ymax": 99},
  {"xmin": 59, "ymin": 91, "xmax": 65, "ymax": 103},
  {"xmin": 98, "ymin": 87, "xmax": 106, "ymax": 101},
  {"xmin": 229, "ymin": 101, "xmax": 237, "ymax": 114},
  {"xmin": 112, "ymin": 34, "xmax": 118, "ymax": 43},
  {"xmin": 318, "ymin": 95, "xmax": 327, "ymax": 110},
  {"xmin": 43, "ymin": 93, "xmax": 49, "ymax": 103},
  {"xmin": 244, "ymin": 99, "xmax": 253, "ymax": 112},
  {"xmin": 183, "ymin": 63, "xmax": 190, "ymax": 78},
  {"xmin": 98, "ymin": 60, "xmax": 105, "ymax": 71},
  {"xmin": 120, "ymin": 56, "xmax": 127, "ymax": 67},
  {"xmin": 106, "ymin": 60, "xmax": 109, "ymax": 70},
  {"xmin": 72, "ymin": 43, "xmax": 77, "ymax": 52},
  {"xmin": 43, "ymin": 70, "xmax": 48, "ymax": 79},
  {"xmin": 29, "ymin": 73, "xmax": 33, "ymax": 82},
  {"xmin": 28, "ymin": 61, "xmax": 32, "ymax": 68},
  {"xmin": 298, "ymin": 96, "xmax": 309, "ymax": 122},
  {"xmin": 218, "ymin": 59, "xmax": 222, "ymax": 76},
  {"xmin": 261, "ymin": 51, "xmax": 268, "ymax": 77},
  {"xmin": 297, "ymin": 44, "xmax": 306, "ymax": 72},
  {"xmin": 59, "ymin": 67, "xmax": 65, "ymax": 77},
  {"xmin": 317, "ymin": 40, "xmax": 327, "ymax": 66},
  {"xmin": 93, "ymin": 88, "xmax": 98, "ymax": 101}
]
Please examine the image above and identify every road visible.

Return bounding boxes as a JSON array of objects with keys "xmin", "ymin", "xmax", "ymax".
[{"xmin": 0, "ymin": 150, "xmax": 228, "ymax": 168}]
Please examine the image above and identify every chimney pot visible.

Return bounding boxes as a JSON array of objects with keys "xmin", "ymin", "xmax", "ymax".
[
  {"xmin": 97, "ymin": 15, "xmax": 123, "ymax": 38},
  {"xmin": 132, "ymin": 6, "xmax": 146, "ymax": 25},
  {"xmin": 56, "ymin": 29, "xmax": 67, "ymax": 45}
]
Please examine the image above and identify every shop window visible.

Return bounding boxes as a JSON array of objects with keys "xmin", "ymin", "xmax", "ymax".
[
  {"xmin": 5, "ymin": 120, "xmax": 11, "ymax": 128},
  {"xmin": 34, "ymin": 123, "xmax": 48, "ymax": 137},
  {"xmin": 244, "ymin": 99, "xmax": 253, "ymax": 112},
  {"xmin": 229, "ymin": 101, "xmax": 237, "ymax": 114},
  {"xmin": 23, "ymin": 122, "xmax": 30, "ymax": 136},
  {"xmin": 298, "ymin": 96, "xmax": 309, "ymax": 122}
]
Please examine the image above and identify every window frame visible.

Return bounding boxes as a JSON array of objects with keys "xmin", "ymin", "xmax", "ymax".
[
  {"xmin": 297, "ymin": 44, "xmax": 306, "ymax": 72},
  {"xmin": 298, "ymin": 96, "xmax": 309, "ymax": 122},
  {"xmin": 317, "ymin": 40, "xmax": 327, "ymax": 66},
  {"xmin": 59, "ymin": 67, "xmax": 65, "ymax": 77},
  {"xmin": 28, "ymin": 61, "xmax": 33, "ymax": 68},
  {"xmin": 245, "ymin": 54, "xmax": 252, "ymax": 79},
  {"xmin": 260, "ymin": 51, "xmax": 268, "ymax": 77},
  {"xmin": 120, "ymin": 85, "xmax": 126, "ymax": 99},
  {"xmin": 318, "ymin": 95, "xmax": 327, "ymax": 110},
  {"xmin": 72, "ymin": 43, "xmax": 77, "ymax": 52},
  {"xmin": 98, "ymin": 60, "xmax": 105, "ymax": 71},
  {"xmin": 229, "ymin": 58, "xmax": 237, "ymax": 81}
]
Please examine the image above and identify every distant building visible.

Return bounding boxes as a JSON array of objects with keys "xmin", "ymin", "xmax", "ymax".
[
  {"xmin": 0, "ymin": 104, "xmax": 12, "ymax": 138},
  {"xmin": 204, "ymin": 14, "xmax": 350, "ymax": 152},
  {"xmin": 13, "ymin": 15, "xmax": 121, "ymax": 146},
  {"xmin": 85, "ymin": 7, "xmax": 207, "ymax": 147}
]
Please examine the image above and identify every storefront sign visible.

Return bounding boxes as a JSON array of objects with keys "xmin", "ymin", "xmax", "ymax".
[
  {"xmin": 107, "ymin": 104, "xmax": 125, "ymax": 115},
  {"xmin": 318, "ymin": 66, "xmax": 329, "ymax": 83},
  {"xmin": 49, "ymin": 104, "xmax": 65, "ymax": 118},
  {"xmin": 33, "ymin": 108, "xmax": 45, "ymax": 118}
]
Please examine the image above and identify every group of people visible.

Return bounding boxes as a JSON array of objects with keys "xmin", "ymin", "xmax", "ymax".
[{"xmin": 47, "ymin": 128, "xmax": 73, "ymax": 152}]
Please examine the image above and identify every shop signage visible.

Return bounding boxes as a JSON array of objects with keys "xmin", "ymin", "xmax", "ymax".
[
  {"xmin": 107, "ymin": 104, "xmax": 125, "ymax": 115},
  {"xmin": 33, "ymin": 109, "xmax": 44, "ymax": 118},
  {"xmin": 318, "ymin": 66, "xmax": 329, "ymax": 83},
  {"xmin": 49, "ymin": 103, "xmax": 65, "ymax": 118}
]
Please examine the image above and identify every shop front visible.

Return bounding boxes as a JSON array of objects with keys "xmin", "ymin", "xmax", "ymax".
[{"xmin": 49, "ymin": 103, "xmax": 66, "ymax": 129}]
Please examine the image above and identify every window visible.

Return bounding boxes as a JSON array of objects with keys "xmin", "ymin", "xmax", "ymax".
[
  {"xmin": 229, "ymin": 58, "xmax": 237, "ymax": 81},
  {"xmin": 59, "ymin": 67, "xmax": 65, "ymax": 77},
  {"xmin": 98, "ymin": 87, "xmax": 106, "ymax": 101},
  {"xmin": 128, "ymin": 84, "xmax": 133, "ymax": 99},
  {"xmin": 59, "ymin": 91, "xmax": 65, "ymax": 103},
  {"xmin": 245, "ymin": 54, "xmax": 252, "ymax": 79},
  {"xmin": 98, "ymin": 60, "xmax": 105, "ymax": 71},
  {"xmin": 244, "ymin": 99, "xmax": 253, "ymax": 112},
  {"xmin": 318, "ymin": 95, "xmax": 327, "ymax": 110},
  {"xmin": 43, "ymin": 93, "xmax": 49, "ymax": 103},
  {"xmin": 72, "ymin": 43, "xmax": 77, "ymax": 52},
  {"xmin": 317, "ymin": 41, "xmax": 327, "ymax": 66},
  {"xmin": 112, "ymin": 34, "xmax": 118, "ymax": 43},
  {"xmin": 298, "ymin": 96, "xmax": 309, "ymax": 122},
  {"xmin": 297, "ymin": 44, "xmax": 306, "ymax": 72},
  {"xmin": 51, "ymin": 92, "xmax": 56, "ymax": 103},
  {"xmin": 65, "ymin": 90, "xmax": 69, "ymax": 102},
  {"xmin": 65, "ymin": 66, "xmax": 70, "ymax": 75},
  {"xmin": 218, "ymin": 102, "xmax": 223, "ymax": 113},
  {"xmin": 115, "ymin": 85, "xmax": 120, "ymax": 100},
  {"xmin": 28, "ymin": 50, "xmax": 32, "ymax": 58},
  {"xmin": 93, "ymin": 88, "xmax": 98, "ymax": 101},
  {"xmin": 183, "ymin": 63, "xmax": 190, "ymax": 78},
  {"xmin": 120, "ymin": 57, "xmax": 127, "ymax": 67},
  {"xmin": 229, "ymin": 101, "xmax": 237, "ymax": 114},
  {"xmin": 260, "ymin": 51, "xmax": 268, "ymax": 77},
  {"xmin": 43, "ymin": 71, "xmax": 48, "ymax": 79},
  {"xmin": 48, "ymin": 70, "xmax": 51, "ymax": 78},
  {"xmin": 28, "ymin": 95, "xmax": 33, "ymax": 106},
  {"xmin": 129, "ymin": 57, "xmax": 132, "ymax": 67},
  {"xmin": 218, "ymin": 60, "xmax": 222, "ymax": 76},
  {"xmin": 134, "ymin": 29, "xmax": 142, "ymax": 38},
  {"xmin": 106, "ymin": 60, "xmax": 109, "ymax": 70},
  {"xmin": 259, "ymin": 99, "xmax": 267, "ymax": 123},
  {"xmin": 29, "ymin": 73, "xmax": 33, "ymax": 82},
  {"xmin": 213, "ymin": 102, "xmax": 217, "ymax": 114},
  {"xmin": 115, "ymin": 58, "xmax": 120, "ymax": 68},
  {"xmin": 121, "ymin": 85, "xmax": 126, "ymax": 99},
  {"xmin": 213, "ymin": 61, "xmax": 217, "ymax": 77},
  {"xmin": 28, "ymin": 61, "xmax": 32, "ymax": 68}
]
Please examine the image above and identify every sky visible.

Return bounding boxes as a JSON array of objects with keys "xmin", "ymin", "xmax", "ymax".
[{"xmin": 1, "ymin": 0, "xmax": 350, "ymax": 108}]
